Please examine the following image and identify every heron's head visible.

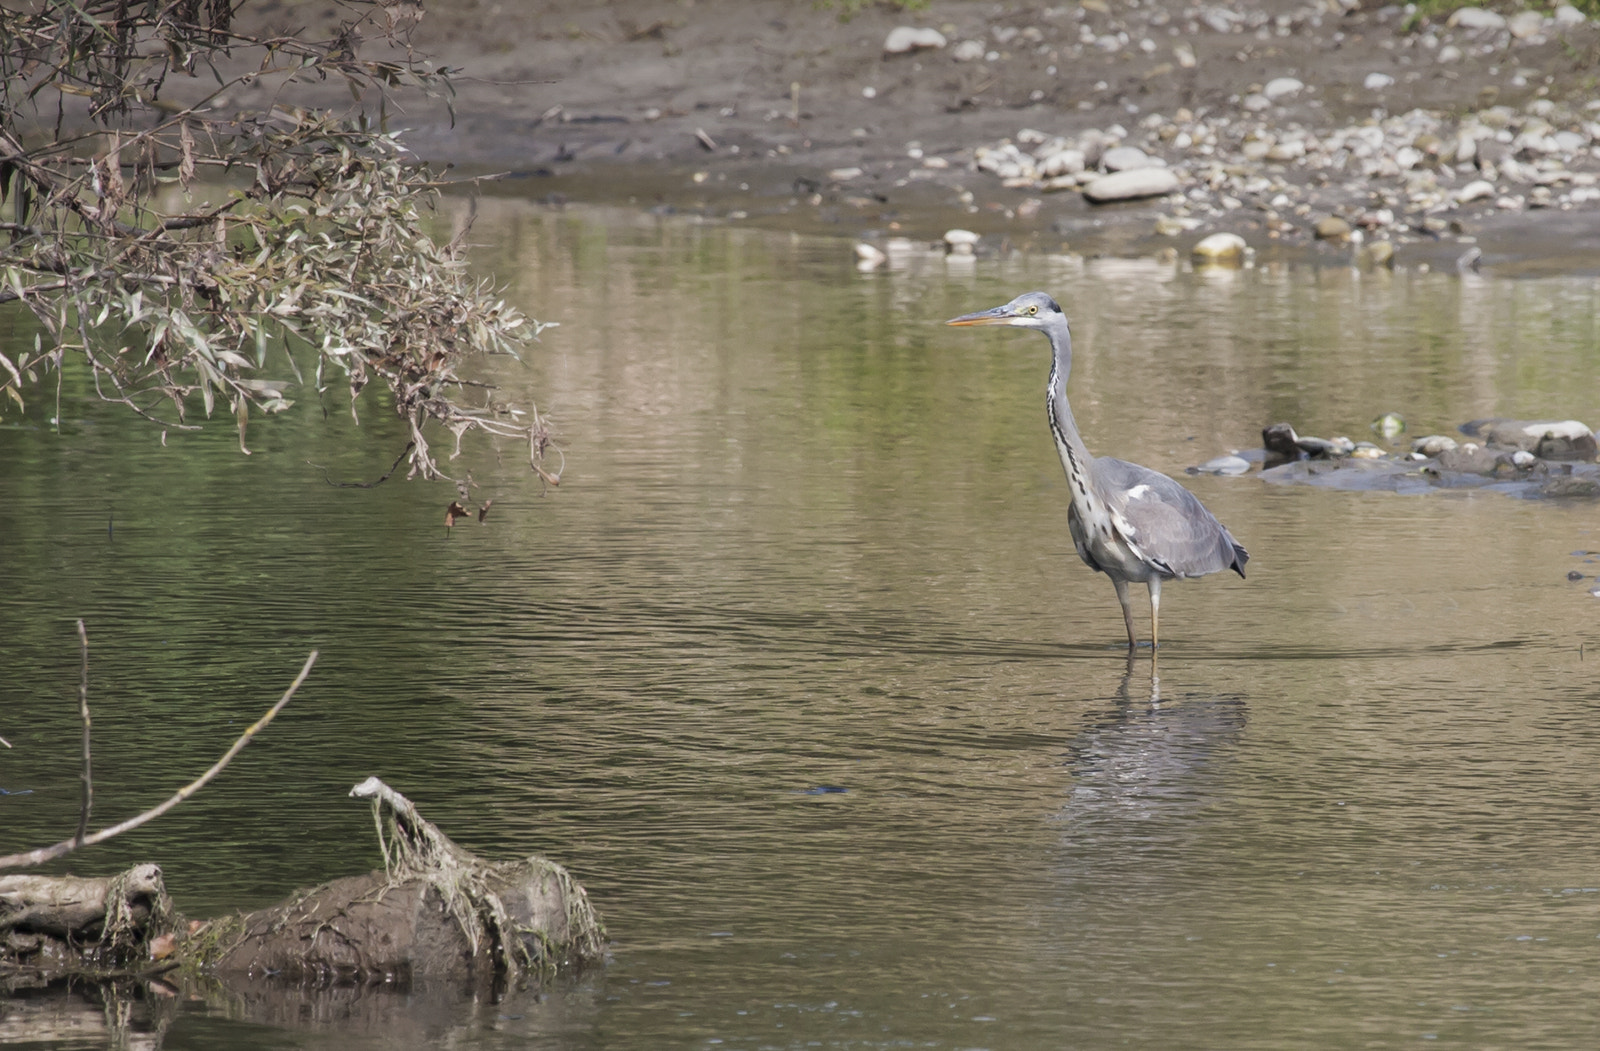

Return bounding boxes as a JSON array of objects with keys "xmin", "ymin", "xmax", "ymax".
[{"xmin": 945, "ymin": 291, "xmax": 1065, "ymax": 331}]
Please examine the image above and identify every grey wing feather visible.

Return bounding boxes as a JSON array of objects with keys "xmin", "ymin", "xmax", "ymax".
[{"xmin": 1096, "ymin": 458, "xmax": 1249, "ymax": 579}]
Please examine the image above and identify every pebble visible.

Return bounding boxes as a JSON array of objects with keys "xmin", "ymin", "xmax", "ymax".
[
  {"xmin": 1373, "ymin": 412, "xmax": 1406, "ymax": 438},
  {"xmin": 1082, "ymin": 167, "xmax": 1180, "ymax": 202},
  {"xmin": 1457, "ymin": 179, "xmax": 1496, "ymax": 204},
  {"xmin": 1191, "ymin": 231, "xmax": 1248, "ymax": 264},
  {"xmin": 883, "ymin": 27, "xmax": 947, "ymax": 54},
  {"xmin": 1554, "ymin": 4, "xmax": 1586, "ymax": 26},
  {"xmin": 1363, "ymin": 72, "xmax": 1395, "ymax": 91},
  {"xmin": 1362, "ymin": 241, "xmax": 1396, "ymax": 268}
]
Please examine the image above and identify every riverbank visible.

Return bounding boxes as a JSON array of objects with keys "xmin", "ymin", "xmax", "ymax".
[{"xmin": 250, "ymin": 0, "xmax": 1600, "ymax": 271}]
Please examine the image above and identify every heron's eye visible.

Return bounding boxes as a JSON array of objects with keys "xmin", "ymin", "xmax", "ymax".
[{"xmin": 1025, "ymin": 304, "xmax": 1038, "ymax": 316}]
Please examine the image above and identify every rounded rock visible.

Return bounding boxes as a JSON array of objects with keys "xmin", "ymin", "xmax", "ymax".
[
  {"xmin": 1315, "ymin": 215, "xmax": 1353, "ymax": 241},
  {"xmin": 1102, "ymin": 145, "xmax": 1158, "ymax": 172},
  {"xmin": 883, "ymin": 26, "xmax": 947, "ymax": 54},
  {"xmin": 1413, "ymin": 434, "xmax": 1459, "ymax": 456},
  {"xmin": 1191, "ymin": 231, "xmax": 1248, "ymax": 264},
  {"xmin": 1081, "ymin": 167, "xmax": 1181, "ymax": 203},
  {"xmin": 1364, "ymin": 72, "xmax": 1396, "ymax": 91},
  {"xmin": 1263, "ymin": 77, "xmax": 1305, "ymax": 101},
  {"xmin": 951, "ymin": 39, "xmax": 986, "ymax": 62},
  {"xmin": 1507, "ymin": 11, "xmax": 1545, "ymax": 38},
  {"xmin": 943, "ymin": 229, "xmax": 980, "ymax": 249}
]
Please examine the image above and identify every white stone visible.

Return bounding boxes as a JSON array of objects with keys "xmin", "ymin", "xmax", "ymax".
[
  {"xmin": 1507, "ymin": 11, "xmax": 1545, "ymax": 39},
  {"xmin": 1102, "ymin": 145, "xmax": 1158, "ymax": 171},
  {"xmin": 1447, "ymin": 8, "xmax": 1508, "ymax": 30},
  {"xmin": 1438, "ymin": 44, "xmax": 1463, "ymax": 63},
  {"xmin": 1395, "ymin": 145, "xmax": 1423, "ymax": 169},
  {"xmin": 1039, "ymin": 148, "xmax": 1087, "ymax": 177},
  {"xmin": 951, "ymin": 39, "xmax": 986, "ymax": 62},
  {"xmin": 1081, "ymin": 168, "xmax": 1180, "ymax": 202},
  {"xmin": 1554, "ymin": 4, "xmax": 1587, "ymax": 26},
  {"xmin": 883, "ymin": 26, "xmax": 947, "ymax": 54},
  {"xmin": 1554, "ymin": 130, "xmax": 1587, "ymax": 153},
  {"xmin": 1242, "ymin": 94, "xmax": 1272, "ymax": 112},
  {"xmin": 1267, "ymin": 139, "xmax": 1306, "ymax": 161},
  {"xmin": 1364, "ymin": 72, "xmax": 1395, "ymax": 91},
  {"xmin": 1457, "ymin": 179, "xmax": 1496, "ymax": 203},
  {"xmin": 1263, "ymin": 77, "xmax": 1305, "ymax": 101},
  {"xmin": 828, "ymin": 167, "xmax": 863, "ymax": 181},
  {"xmin": 943, "ymin": 229, "xmax": 980, "ymax": 247}
]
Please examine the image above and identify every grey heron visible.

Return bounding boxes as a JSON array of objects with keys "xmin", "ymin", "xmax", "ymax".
[{"xmin": 947, "ymin": 291, "xmax": 1248, "ymax": 650}]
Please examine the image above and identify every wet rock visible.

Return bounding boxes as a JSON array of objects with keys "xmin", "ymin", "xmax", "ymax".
[
  {"xmin": 1039, "ymin": 148, "xmax": 1087, "ymax": 177},
  {"xmin": 1568, "ymin": 570, "xmax": 1587, "ymax": 582},
  {"xmin": 1460, "ymin": 418, "xmax": 1598, "ymax": 460},
  {"xmin": 1315, "ymin": 215, "xmax": 1352, "ymax": 241},
  {"xmin": 1432, "ymin": 443, "xmax": 1512, "ymax": 476},
  {"xmin": 883, "ymin": 27, "xmax": 947, "ymax": 54},
  {"xmin": 1350, "ymin": 442, "xmax": 1386, "ymax": 458},
  {"xmin": 943, "ymin": 228, "xmax": 980, "ymax": 255},
  {"xmin": 1542, "ymin": 474, "xmax": 1600, "ymax": 498},
  {"xmin": 854, "ymin": 242, "xmax": 886, "ymax": 270},
  {"xmin": 1412, "ymin": 434, "xmax": 1458, "ymax": 456},
  {"xmin": 1187, "ymin": 454, "xmax": 1252, "ymax": 476},
  {"xmin": 1361, "ymin": 241, "xmax": 1396, "ymax": 268},
  {"xmin": 1457, "ymin": 179, "xmax": 1496, "ymax": 204},
  {"xmin": 1082, "ymin": 167, "xmax": 1180, "ymax": 203},
  {"xmin": 1191, "ymin": 231, "xmax": 1248, "ymax": 264}
]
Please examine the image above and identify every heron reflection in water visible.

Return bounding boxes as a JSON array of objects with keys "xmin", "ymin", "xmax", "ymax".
[{"xmin": 947, "ymin": 292, "xmax": 1248, "ymax": 651}]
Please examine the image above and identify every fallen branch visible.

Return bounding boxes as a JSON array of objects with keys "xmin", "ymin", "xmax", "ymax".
[{"xmin": 0, "ymin": 651, "xmax": 318, "ymax": 871}]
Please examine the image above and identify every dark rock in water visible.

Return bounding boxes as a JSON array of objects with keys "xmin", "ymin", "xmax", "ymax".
[
  {"xmin": 1430, "ymin": 444, "xmax": 1513, "ymax": 476},
  {"xmin": 1261, "ymin": 422, "xmax": 1349, "ymax": 467},
  {"xmin": 1459, "ymin": 418, "xmax": 1598, "ymax": 461},
  {"xmin": 1569, "ymin": 570, "xmax": 1587, "ymax": 582},
  {"xmin": 1259, "ymin": 457, "xmax": 1430, "ymax": 493},
  {"xmin": 1539, "ymin": 474, "xmax": 1600, "ymax": 498}
]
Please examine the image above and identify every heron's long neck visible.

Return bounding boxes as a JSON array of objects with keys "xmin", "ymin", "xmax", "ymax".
[{"xmin": 1044, "ymin": 323, "xmax": 1096, "ymax": 499}]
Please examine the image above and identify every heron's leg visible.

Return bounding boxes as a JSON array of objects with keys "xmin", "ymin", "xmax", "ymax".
[
  {"xmin": 1147, "ymin": 576, "xmax": 1163, "ymax": 650},
  {"xmin": 1111, "ymin": 577, "xmax": 1138, "ymax": 650}
]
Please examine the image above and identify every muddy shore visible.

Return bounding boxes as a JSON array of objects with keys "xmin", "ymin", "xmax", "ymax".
[{"xmin": 243, "ymin": 0, "xmax": 1600, "ymax": 271}]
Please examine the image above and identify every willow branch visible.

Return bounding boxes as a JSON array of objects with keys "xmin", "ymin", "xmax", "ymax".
[{"xmin": 0, "ymin": 650, "xmax": 318, "ymax": 871}]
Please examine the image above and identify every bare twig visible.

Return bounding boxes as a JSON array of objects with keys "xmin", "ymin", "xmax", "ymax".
[
  {"xmin": 75, "ymin": 619, "xmax": 91, "ymax": 847},
  {"xmin": 0, "ymin": 651, "xmax": 319, "ymax": 871},
  {"xmin": 306, "ymin": 440, "xmax": 416, "ymax": 488}
]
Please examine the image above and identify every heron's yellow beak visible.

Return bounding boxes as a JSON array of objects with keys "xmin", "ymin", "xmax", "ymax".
[{"xmin": 945, "ymin": 306, "xmax": 1017, "ymax": 326}]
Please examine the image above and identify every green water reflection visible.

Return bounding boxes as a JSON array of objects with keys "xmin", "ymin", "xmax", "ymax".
[{"xmin": 2, "ymin": 204, "xmax": 1600, "ymax": 1050}]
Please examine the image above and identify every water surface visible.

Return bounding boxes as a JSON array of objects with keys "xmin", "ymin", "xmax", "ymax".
[{"xmin": 2, "ymin": 204, "xmax": 1599, "ymax": 1050}]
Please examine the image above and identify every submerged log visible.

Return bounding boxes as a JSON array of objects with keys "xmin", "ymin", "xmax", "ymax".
[{"xmin": 1, "ymin": 779, "xmax": 604, "ymax": 989}]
